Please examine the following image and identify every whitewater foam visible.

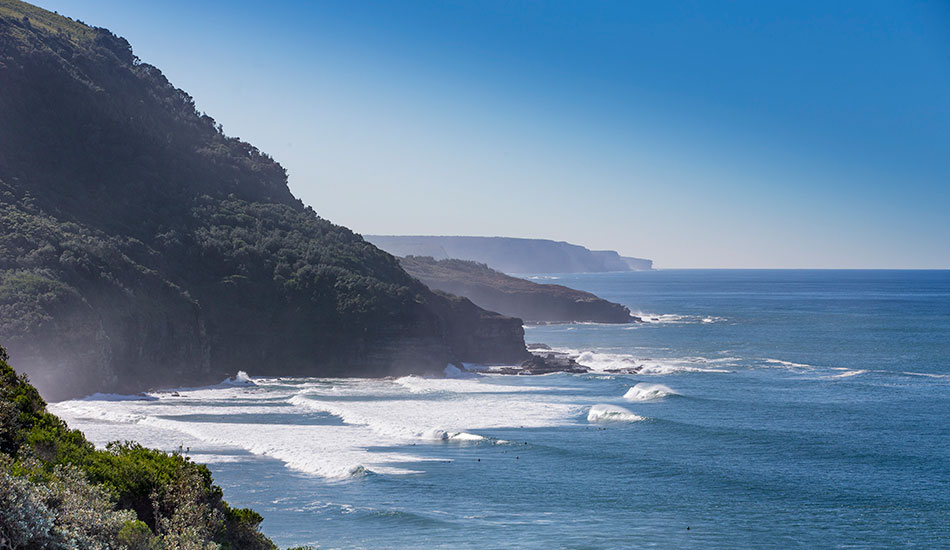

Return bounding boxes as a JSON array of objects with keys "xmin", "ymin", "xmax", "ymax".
[
  {"xmin": 828, "ymin": 369, "xmax": 867, "ymax": 378},
  {"xmin": 901, "ymin": 371, "xmax": 950, "ymax": 379},
  {"xmin": 633, "ymin": 312, "xmax": 727, "ymax": 325},
  {"xmin": 762, "ymin": 358, "xmax": 815, "ymax": 369},
  {"xmin": 288, "ymin": 385, "xmax": 578, "ymax": 442},
  {"xmin": 570, "ymin": 348, "xmax": 733, "ymax": 375},
  {"xmin": 623, "ymin": 383, "xmax": 676, "ymax": 401},
  {"xmin": 218, "ymin": 371, "xmax": 256, "ymax": 387},
  {"xmin": 52, "ymin": 376, "xmax": 584, "ymax": 479},
  {"xmin": 82, "ymin": 392, "xmax": 159, "ymax": 402},
  {"xmin": 587, "ymin": 404, "xmax": 644, "ymax": 423}
]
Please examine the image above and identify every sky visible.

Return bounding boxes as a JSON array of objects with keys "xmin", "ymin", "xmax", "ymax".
[{"xmin": 36, "ymin": 0, "xmax": 950, "ymax": 268}]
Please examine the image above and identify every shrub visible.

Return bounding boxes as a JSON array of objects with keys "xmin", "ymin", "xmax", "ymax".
[
  {"xmin": 0, "ymin": 345, "xmax": 278, "ymax": 549},
  {"xmin": 0, "ymin": 456, "xmax": 135, "ymax": 550}
]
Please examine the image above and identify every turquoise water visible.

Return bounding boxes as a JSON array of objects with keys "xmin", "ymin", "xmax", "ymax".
[{"xmin": 54, "ymin": 270, "xmax": 950, "ymax": 548}]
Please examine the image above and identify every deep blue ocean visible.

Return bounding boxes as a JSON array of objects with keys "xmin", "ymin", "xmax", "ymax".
[{"xmin": 53, "ymin": 270, "xmax": 950, "ymax": 549}]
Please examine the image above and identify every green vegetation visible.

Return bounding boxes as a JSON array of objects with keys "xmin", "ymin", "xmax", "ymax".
[
  {"xmin": 0, "ymin": 0, "xmax": 94, "ymax": 43},
  {"xmin": 0, "ymin": 344, "xmax": 277, "ymax": 549}
]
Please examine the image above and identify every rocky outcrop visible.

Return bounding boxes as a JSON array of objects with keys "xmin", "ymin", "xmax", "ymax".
[
  {"xmin": 366, "ymin": 235, "xmax": 653, "ymax": 273},
  {"xmin": 490, "ymin": 353, "xmax": 589, "ymax": 375},
  {"xmin": 399, "ymin": 256, "xmax": 637, "ymax": 324}
]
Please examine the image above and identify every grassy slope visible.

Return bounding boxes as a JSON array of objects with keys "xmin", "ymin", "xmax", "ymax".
[{"xmin": 0, "ymin": 0, "xmax": 94, "ymax": 40}]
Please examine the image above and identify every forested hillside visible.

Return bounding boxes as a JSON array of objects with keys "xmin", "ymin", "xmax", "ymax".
[{"xmin": 0, "ymin": 0, "xmax": 528, "ymax": 400}]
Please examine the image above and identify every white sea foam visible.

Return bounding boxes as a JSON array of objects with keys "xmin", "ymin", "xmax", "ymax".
[
  {"xmin": 575, "ymin": 350, "xmax": 639, "ymax": 371},
  {"xmin": 218, "ymin": 371, "xmax": 256, "ymax": 387},
  {"xmin": 82, "ymin": 392, "xmax": 158, "ymax": 402},
  {"xmin": 828, "ymin": 369, "xmax": 867, "ymax": 378},
  {"xmin": 633, "ymin": 312, "xmax": 726, "ymax": 324},
  {"xmin": 638, "ymin": 357, "xmax": 734, "ymax": 375},
  {"xmin": 762, "ymin": 358, "xmax": 815, "ymax": 369},
  {"xmin": 288, "ymin": 386, "xmax": 578, "ymax": 443},
  {"xmin": 761, "ymin": 359, "xmax": 879, "ymax": 380},
  {"xmin": 901, "ymin": 371, "xmax": 950, "ymax": 379},
  {"xmin": 571, "ymin": 349, "xmax": 733, "ymax": 375},
  {"xmin": 393, "ymin": 375, "xmax": 557, "ymax": 395},
  {"xmin": 623, "ymin": 383, "xmax": 676, "ymax": 401},
  {"xmin": 52, "ymin": 376, "xmax": 584, "ymax": 479},
  {"xmin": 587, "ymin": 404, "xmax": 644, "ymax": 423},
  {"xmin": 442, "ymin": 432, "xmax": 485, "ymax": 441},
  {"xmin": 181, "ymin": 452, "xmax": 250, "ymax": 464},
  {"xmin": 52, "ymin": 397, "xmax": 429, "ymax": 478}
]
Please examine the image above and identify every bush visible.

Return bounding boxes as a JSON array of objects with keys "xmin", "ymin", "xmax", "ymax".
[
  {"xmin": 0, "ymin": 346, "xmax": 278, "ymax": 549},
  {"xmin": 0, "ymin": 456, "xmax": 135, "ymax": 550},
  {"xmin": 118, "ymin": 520, "xmax": 157, "ymax": 550}
]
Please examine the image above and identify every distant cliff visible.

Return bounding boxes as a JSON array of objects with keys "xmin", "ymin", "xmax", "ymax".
[
  {"xmin": 0, "ymin": 1, "xmax": 528, "ymax": 400},
  {"xmin": 366, "ymin": 236, "xmax": 653, "ymax": 273},
  {"xmin": 399, "ymin": 256, "xmax": 636, "ymax": 324}
]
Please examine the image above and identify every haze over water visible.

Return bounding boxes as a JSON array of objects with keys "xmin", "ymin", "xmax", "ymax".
[
  {"xmin": 34, "ymin": 0, "xmax": 950, "ymax": 269},
  {"xmin": 53, "ymin": 270, "xmax": 950, "ymax": 549}
]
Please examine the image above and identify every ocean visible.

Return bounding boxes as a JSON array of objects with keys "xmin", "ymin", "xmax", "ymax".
[{"xmin": 51, "ymin": 270, "xmax": 950, "ymax": 549}]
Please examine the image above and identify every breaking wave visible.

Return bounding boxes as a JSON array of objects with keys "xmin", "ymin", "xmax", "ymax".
[
  {"xmin": 587, "ymin": 404, "xmax": 644, "ymax": 423},
  {"xmin": 218, "ymin": 371, "xmax": 256, "ymax": 387},
  {"xmin": 623, "ymin": 383, "xmax": 677, "ymax": 401}
]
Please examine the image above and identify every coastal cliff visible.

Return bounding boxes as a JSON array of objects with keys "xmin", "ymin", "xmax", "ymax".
[
  {"xmin": 400, "ymin": 256, "xmax": 636, "ymax": 324},
  {"xmin": 366, "ymin": 235, "xmax": 653, "ymax": 273},
  {"xmin": 0, "ymin": 0, "xmax": 528, "ymax": 400}
]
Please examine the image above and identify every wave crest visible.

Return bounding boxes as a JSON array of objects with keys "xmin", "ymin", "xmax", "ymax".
[
  {"xmin": 623, "ymin": 383, "xmax": 676, "ymax": 401},
  {"xmin": 587, "ymin": 404, "xmax": 644, "ymax": 423}
]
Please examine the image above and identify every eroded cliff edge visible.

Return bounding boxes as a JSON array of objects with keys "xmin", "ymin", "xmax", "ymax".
[{"xmin": 0, "ymin": 1, "xmax": 529, "ymax": 400}]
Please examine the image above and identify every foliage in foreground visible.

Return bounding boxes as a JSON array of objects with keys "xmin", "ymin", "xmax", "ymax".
[{"xmin": 0, "ymin": 345, "xmax": 278, "ymax": 550}]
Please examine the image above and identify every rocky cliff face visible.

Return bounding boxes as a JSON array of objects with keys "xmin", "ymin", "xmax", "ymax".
[
  {"xmin": 400, "ymin": 256, "xmax": 636, "ymax": 324},
  {"xmin": 366, "ymin": 235, "xmax": 653, "ymax": 273},
  {"xmin": 0, "ymin": 1, "xmax": 527, "ymax": 400}
]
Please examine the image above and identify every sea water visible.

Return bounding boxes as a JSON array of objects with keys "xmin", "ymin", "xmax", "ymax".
[{"xmin": 51, "ymin": 270, "xmax": 950, "ymax": 549}]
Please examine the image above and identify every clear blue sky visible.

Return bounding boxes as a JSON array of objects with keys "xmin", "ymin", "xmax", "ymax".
[{"xmin": 36, "ymin": 1, "xmax": 950, "ymax": 268}]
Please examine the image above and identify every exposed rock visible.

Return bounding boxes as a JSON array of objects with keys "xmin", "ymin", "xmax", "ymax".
[
  {"xmin": 486, "ymin": 347, "xmax": 647, "ymax": 376},
  {"xmin": 520, "ymin": 354, "xmax": 590, "ymax": 374},
  {"xmin": 487, "ymin": 352, "xmax": 589, "ymax": 375}
]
